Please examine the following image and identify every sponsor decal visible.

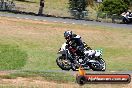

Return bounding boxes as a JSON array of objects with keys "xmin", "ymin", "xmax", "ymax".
[{"xmin": 76, "ymin": 66, "xmax": 131, "ymax": 85}]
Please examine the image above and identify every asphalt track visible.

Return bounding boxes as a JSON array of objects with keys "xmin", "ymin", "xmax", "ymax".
[
  {"xmin": 1, "ymin": 70, "xmax": 132, "ymax": 75},
  {"xmin": 0, "ymin": 12, "xmax": 132, "ymax": 29},
  {"xmin": 0, "ymin": 12, "xmax": 132, "ymax": 74}
]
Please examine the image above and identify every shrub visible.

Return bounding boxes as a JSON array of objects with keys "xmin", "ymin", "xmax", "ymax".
[
  {"xmin": 69, "ymin": 0, "xmax": 88, "ymax": 12},
  {"xmin": 99, "ymin": 0, "xmax": 128, "ymax": 15},
  {"xmin": 69, "ymin": 0, "xmax": 88, "ymax": 19}
]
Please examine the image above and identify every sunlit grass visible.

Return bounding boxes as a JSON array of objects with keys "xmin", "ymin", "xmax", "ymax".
[
  {"xmin": 0, "ymin": 44, "xmax": 27, "ymax": 70},
  {"xmin": 0, "ymin": 17, "xmax": 132, "ymax": 71}
]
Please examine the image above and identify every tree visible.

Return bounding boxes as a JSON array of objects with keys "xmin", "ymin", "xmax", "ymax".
[
  {"xmin": 122, "ymin": 0, "xmax": 131, "ymax": 5},
  {"xmin": 87, "ymin": 0, "xmax": 94, "ymax": 6},
  {"xmin": 38, "ymin": 0, "xmax": 44, "ymax": 15},
  {"xmin": 99, "ymin": 0, "xmax": 128, "ymax": 15},
  {"xmin": 69, "ymin": 0, "xmax": 88, "ymax": 12},
  {"xmin": 69, "ymin": 0, "xmax": 89, "ymax": 19}
]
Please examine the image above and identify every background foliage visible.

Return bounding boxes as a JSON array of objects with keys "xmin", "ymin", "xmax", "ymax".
[{"xmin": 99, "ymin": 0, "xmax": 128, "ymax": 15}]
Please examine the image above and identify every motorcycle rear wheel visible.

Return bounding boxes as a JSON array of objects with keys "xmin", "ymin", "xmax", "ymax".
[{"xmin": 90, "ymin": 58, "xmax": 106, "ymax": 71}]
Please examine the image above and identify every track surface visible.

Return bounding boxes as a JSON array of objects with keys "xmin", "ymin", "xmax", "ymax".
[
  {"xmin": 0, "ymin": 12, "xmax": 132, "ymax": 74},
  {"xmin": 0, "ymin": 12, "xmax": 132, "ymax": 29},
  {"xmin": 0, "ymin": 70, "xmax": 132, "ymax": 75}
]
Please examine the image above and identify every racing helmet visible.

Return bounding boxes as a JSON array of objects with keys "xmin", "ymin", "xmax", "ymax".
[{"xmin": 64, "ymin": 31, "xmax": 72, "ymax": 39}]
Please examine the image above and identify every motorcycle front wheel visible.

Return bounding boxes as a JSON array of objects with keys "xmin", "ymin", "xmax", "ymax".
[{"xmin": 56, "ymin": 56, "xmax": 71, "ymax": 70}]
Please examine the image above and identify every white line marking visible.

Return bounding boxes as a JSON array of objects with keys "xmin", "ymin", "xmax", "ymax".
[
  {"xmin": 110, "ymin": 71, "xmax": 116, "ymax": 72},
  {"xmin": 34, "ymin": 19, "xmax": 38, "ymax": 20},
  {"xmin": 25, "ymin": 18, "xmax": 29, "ymax": 20},
  {"xmin": 72, "ymin": 23, "xmax": 75, "ymax": 24},
  {"xmin": 54, "ymin": 21, "xmax": 58, "ymax": 22},
  {"xmin": 83, "ymin": 24, "xmax": 87, "ymax": 25},
  {"xmin": 16, "ymin": 17, "xmax": 19, "ymax": 18}
]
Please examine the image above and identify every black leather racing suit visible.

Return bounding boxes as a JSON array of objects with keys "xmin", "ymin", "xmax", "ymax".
[{"xmin": 66, "ymin": 34, "xmax": 84, "ymax": 57}]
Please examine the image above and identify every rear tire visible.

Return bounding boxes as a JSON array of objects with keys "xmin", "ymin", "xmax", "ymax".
[
  {"xmin": 90, "ymin": 58, "xmax": 106, "ymax": 71},
  {"xmin": 99, "ymin": 58, "xmax": 106, "ymax": 71},
  {"xmin": 56, "ymin": 56, "xmax": 71, "ymax": 70}
]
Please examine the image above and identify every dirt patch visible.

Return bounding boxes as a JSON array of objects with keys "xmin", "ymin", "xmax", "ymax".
[
  {"xmin": 0, "ymin": 76, "xmax": 132, "ymax": 88},
  {"xmin": 0, "ymin": 77, "xmax": 79, "ymax": 88},
  {"xmin": 0, "ymin": 71, "xmax": 10, "ymax": 76}
]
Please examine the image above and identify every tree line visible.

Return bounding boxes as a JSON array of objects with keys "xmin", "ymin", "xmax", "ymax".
[{"xmin": 38, "ymin": 0, "xmax": 132, "ymax": 17}]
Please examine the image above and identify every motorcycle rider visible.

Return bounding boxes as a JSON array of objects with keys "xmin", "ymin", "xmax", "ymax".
[
  {"xmin": 64, "ymin": 30, "xmax": 85, "ymax": 59},
  {"xmin": 121, "ymin": 10, "xmax": 132, "ymax": 23}
]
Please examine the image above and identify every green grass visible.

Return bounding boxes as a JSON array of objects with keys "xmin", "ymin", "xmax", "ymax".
[
  {"xmin": 103, "ymin": 47, "xmax": 132, "ymax": 71},
  {"xmin": 0, "ymin": 71, "xmax": 75, "ymax": 83},
  {"xmin": 0, "ymin": 17, "xmax": 132, "ymax": 71},
  {"xmin": 0, "ymin": 17, "xmax": 132, "ymax": 88},
  {"xmin": 15, "ymin": 0, "xmax": 70, "ymax": 17},
  {"xmin": 14, "ymin": 0, "xmax": 132, "ymax": 22},
  {"xmin": 0, "ymin": 44, "xmax": 27, "ymax": 70},
  {"xmin": 0, "ymin": 85, "xmax": 16, "ymax": 88}
]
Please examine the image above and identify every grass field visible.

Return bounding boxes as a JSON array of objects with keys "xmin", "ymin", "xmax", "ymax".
[
  {"xmin": 13, "ymin": 0, "xmax": 132, "ymax": 23},
  {"xmin": 0, "ymin": 16, "xmax": 132, "ymax": 88},
  {"xmin": 0, "ymin": 17, "xmax": 132, "ymax": 71},
  {"xmin": 15, "ymin": 0, "xmax": 98, "ymax": 19},
  {"xmin": 0, "ymin": 44, "xmax": 27, "ymax": 70},
  {"xmin": 15, "ymin": 0, "xmax": 70, "ymax": 17}
]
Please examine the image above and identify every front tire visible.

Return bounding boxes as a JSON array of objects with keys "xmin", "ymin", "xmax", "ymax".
[{"xmin": 56, "ymin": 56, "xmax": 71, "ymax": 70}]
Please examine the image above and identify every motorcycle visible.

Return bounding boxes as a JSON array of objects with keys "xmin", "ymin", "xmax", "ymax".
[
  {"xmin": 121, "ymin": 13, "xmax": 132, "ymax": 24},
  {"xmin": 56, "ymin": 42, "xmax": 106, "ymax": 71}
]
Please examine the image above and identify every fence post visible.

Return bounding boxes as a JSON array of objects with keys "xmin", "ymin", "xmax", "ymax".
[
  {"xmin": 112, "ymin": 14, "xmax": 117, "ymax": 23},
  {"xmin": 106, "ymin": 13, "xmax": 108, "ymax": 22},
  {"xmin": 82, "ymin": 11, "xmax": 88, "ymax": 19},
  {"xmin": 96, "ymin": 12, "xmax": 99, "ymax": 21}
]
